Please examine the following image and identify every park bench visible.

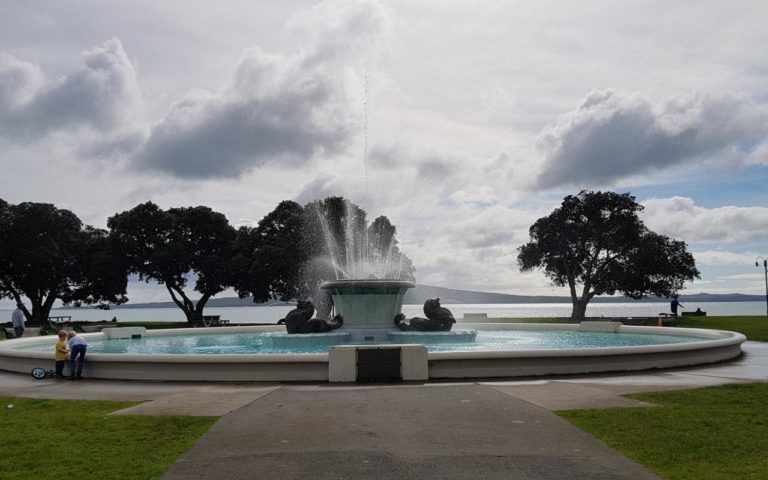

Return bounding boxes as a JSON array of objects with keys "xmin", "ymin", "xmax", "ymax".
[
  {"xmin": 48, "ymin": 316, "xmax": 72, "ymax": 330},
  {"xmin": 192, "ymin": 315, "xmax": 230, "ymax": 327}
]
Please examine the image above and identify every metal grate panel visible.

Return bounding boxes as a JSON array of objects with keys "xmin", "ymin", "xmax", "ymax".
[{"xmin": 356, "ymin": 348, "xmax": 401, "ymax": 382}]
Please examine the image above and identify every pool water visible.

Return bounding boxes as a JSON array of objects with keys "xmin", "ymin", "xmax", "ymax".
[{"xmin": 19, "ymin": 330, "xmax": 707, "ymax": 355}]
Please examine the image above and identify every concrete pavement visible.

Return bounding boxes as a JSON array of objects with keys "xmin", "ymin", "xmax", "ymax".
[
  {"xmin": 0, "ymin": 341, "xmax": 765, "ymax": 479},
  {"xmin": 161, "ymin": 383, "xmax": 661, "ymax": 480}
]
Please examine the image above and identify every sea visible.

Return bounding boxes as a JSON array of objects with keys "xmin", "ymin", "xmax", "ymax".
[{"xmin": 7, "ymin": 301, "xmax": 765, "ymax": 324}]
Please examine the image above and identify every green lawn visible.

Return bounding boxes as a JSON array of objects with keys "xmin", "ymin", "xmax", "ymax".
[
  {"xmin": 0, "ymin": 396, "xmax": 217, "ymax": 480},
  {"xmin": 678, "ymin": 315, "xmax": 768, "ymax": 341},
  {"xmin": 558, "ymin": 383, "xmax": 768, "ymax": 480}
]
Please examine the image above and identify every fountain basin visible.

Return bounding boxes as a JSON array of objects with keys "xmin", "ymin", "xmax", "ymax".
[
  {"xmin": 0, "ymin": 323, "xmax": 745, "ymax": 382},
  {"xmin": 388, "ymin": 330, "xmax": 477, "ymax": 344},
  {"xmin": 262, "ymin": 331, "xmax": 351, "ymax": 349}
]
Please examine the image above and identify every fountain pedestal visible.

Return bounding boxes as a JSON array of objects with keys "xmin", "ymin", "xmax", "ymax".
[{"xmin": 321, "ymin": 279, "xmax": 414, "ymax": 342}]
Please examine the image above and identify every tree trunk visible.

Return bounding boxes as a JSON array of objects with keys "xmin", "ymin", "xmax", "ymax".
[
  {"xmin": 29, "ymin": 303, "xmax": 54, "ymax": 327},
  {"xmin": 184, "ymin": 309, "xmax": 201, "ymax": 325},
  {"xmin": 570, "ymin": 300, "xmax": 588, "ymax": 322}
]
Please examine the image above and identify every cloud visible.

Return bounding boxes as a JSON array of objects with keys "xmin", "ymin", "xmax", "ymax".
[
  {"xmin": 0, "ymin": 38, "xmax": 142, "ymax": 139},
  {"xmin": 293, "ymin": 174, "xmax": 354, "ymax": 205},
  {"xmin": 534, "ymin": 89, "xmax": 768, "ymax": 188},
  {"xmin": 642, "ymin": 196, "xmax": 768, "ymax": 243},
  {"xmin": 135, "ymin": 0, "xmax": 386, "ymax": 179},
  {"xmin": 0, "ymin": 53, "xmax": 44, "ymax": 110}
]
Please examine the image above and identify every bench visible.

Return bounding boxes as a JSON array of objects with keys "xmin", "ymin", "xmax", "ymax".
[
  {"xmin": 192, "ymin": 315, "xmax": 230, "ymax": 327},
  {"xmin": 48, "ymin": 316, "xmax": 72, "ymax": 330},
  {"xmin": 682, "ymin": 311, "xmax": 707, "ymax": 317}
]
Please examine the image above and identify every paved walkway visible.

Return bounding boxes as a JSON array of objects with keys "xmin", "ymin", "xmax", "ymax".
[
  {"xmin": 162, "ymin": 383, "xmax": 661, "ymax": 480},
  {"xmin": 0, "ymin": 342, "xmax": 765, "ymax": 479}
]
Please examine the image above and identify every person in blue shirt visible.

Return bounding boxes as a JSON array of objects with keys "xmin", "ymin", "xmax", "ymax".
[
  {"xmin": 670, "ymin": 296, "xmax": 683, "ymax": 317},
  {"xmin": 67, "ymin": 331, "xmax": 88, "ymax": 379}
]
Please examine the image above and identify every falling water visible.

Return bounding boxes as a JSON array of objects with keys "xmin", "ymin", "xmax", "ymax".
[{"xmin": 310, "ymin": 199, "xmax": 408, "ymax": 281}]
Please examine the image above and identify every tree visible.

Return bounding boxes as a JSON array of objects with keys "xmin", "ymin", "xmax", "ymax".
[
  {"xmin": 233, "ymin": 197, "xmax": 415, "ymax": 304},
  {"xmin": 0, "ymin": 200, "xmax": 129, "ymax": 326},
  {"xmin": 517, "ymin": 190, "xmax": 700, "ymax": 321},
  {"xmin": 108, "ymin": 202, "xmax": 237, "ymax": 325},
  {"xmin": 231, "ymin": 200, "xmax": 307, "ymax": 302}
]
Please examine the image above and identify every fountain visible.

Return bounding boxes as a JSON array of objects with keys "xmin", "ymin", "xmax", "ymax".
[
  {"xmin": 272, "ymin": 198, "xmax": 477, "ymax": 349},
  {"xmin": 0, "ymin": 201, "xmax": 748, "ymax": 382}
]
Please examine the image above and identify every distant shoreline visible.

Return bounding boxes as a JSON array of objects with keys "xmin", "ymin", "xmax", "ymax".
[{"xmin": 51, "ymin": 284, "xmax": 765, "ymax": 310}]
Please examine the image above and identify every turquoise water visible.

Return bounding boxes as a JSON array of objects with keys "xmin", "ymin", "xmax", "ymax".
[{"xmin": 18, "ymin": 330, "xmax": 708, "ymax": 355}]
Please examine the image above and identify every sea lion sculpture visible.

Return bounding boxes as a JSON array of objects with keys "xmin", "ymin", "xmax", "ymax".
[
  {"xmin": 394, "ymin": 298, "xmax": 455, "ymax": 332},
  {"xmin": 278, "ymin": 300, "xmax": 343, "ymax": 334}
]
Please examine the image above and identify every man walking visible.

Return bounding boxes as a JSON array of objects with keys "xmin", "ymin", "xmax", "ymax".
[
  {"xmin": 11, "ymin": 302, "xmax": 25, "ymax": 338},
  {"xmin": 670, "ymin": 296, "xmax": 683, "ymax": 318}
]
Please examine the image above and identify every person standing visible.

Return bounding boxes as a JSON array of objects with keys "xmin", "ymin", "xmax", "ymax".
[
  {"xmin": 670, "ymin": 296, "xmax": 683, "ymax": 317},
  {"xmin": 11, "ymin": 302, "xmax": 25, "ymax": 338},
  {"xmin": 67, "ymin": 331, "xmax": 87, "ymax": 379},
  {"xmin": 54, "ymin": 331, "xmax": 70, "ymax": 378}
]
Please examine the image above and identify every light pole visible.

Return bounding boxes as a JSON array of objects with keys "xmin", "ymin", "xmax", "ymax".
[{"xmin": 757, "ymin": 257, "xmax": 768, "ymax": 317}]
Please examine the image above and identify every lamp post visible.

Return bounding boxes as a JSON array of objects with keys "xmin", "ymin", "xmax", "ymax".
[{"xmin": 757, "ymin": 257, "xmax": 768, "ymax": 317}]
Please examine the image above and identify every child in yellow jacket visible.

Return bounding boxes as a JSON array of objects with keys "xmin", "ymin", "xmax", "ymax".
[{"xmin": 54, "ymin": 330, "xmax": 70, "ymax": 378}]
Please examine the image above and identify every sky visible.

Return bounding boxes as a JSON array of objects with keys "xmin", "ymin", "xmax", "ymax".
[{"xmin": 1, "ymin": 0, "xmax": 767, "ymax": 305}]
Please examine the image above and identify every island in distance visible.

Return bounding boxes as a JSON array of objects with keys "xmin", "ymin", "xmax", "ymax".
[{"xmin": 84, "ymin": 285, "xmax": 764, "ymax": 309}]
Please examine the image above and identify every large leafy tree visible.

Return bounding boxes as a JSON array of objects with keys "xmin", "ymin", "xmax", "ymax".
[
  {"xmin": 233, "ymin": 197, "xmax": 415, "ymax": 304},
  {"xmin": 517, "ymin": 190, "xmax": 700, "ymax": 321},
  {"xmin": 107, "ymin": 202, "xmax": 236, "ymax": 324},
  {"xmin": 231, "ymin": 200, "xmax": 307, "ymax": 302},
  {"xmin": 0, "ymin": 200, "xmax": 129, "ymax": 325}
]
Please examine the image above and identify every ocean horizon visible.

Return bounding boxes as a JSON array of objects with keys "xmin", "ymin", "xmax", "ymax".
[{"xmin": 6, "ymin": 301, "xmax": 764, "ymax": 324}]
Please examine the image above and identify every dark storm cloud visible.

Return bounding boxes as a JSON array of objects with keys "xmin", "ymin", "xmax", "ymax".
[
  {"xmin": 134, "ymin": 0, "xmax": 386, "ymax": 179},
  {"xmin": 0, "ymin": 38, "xmax": 142, "ymax": 139},
  {"xmin": 534, "ymin": 89, "xmax": 768, "ymax": 188},
  {"xmin": 134, "ymin": 53, "xmax": 355, "ymax": 179}
]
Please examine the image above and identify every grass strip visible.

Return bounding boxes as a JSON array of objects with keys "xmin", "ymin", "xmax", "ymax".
[
  {"xmin": 678, "ymin": 316, "xmax": 768, "ymax": 341},
  {"xmin": 558, "ymin": 383, "xmax": 768, "ymax": 480},
  {"xmin": 0, "ymin": 396, "xmax": 217, "ymax": 480}
]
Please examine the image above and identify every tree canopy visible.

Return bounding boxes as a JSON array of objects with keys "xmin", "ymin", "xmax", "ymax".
[
  {"xmin": 517, "ymin": 190, "xmax": 700, "ymax": 321},
  {"xmin": 2, "ymin": 196, "xmax": 414, "ymax": 322},
  {"xmin": 107, "ymin": 202, "xmax": 236, "ymax": 324},
  {"xmin": 233, "ymin": 196, "xmax": 415, "ymax": 304},
  {"xmin": 0, "ymin": 200, "xmax": 129, "ymax": 325},
  {"xmin": 231, "ymin": 200, "xmax": 307, "ymax": 302}
]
